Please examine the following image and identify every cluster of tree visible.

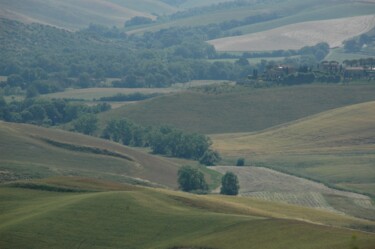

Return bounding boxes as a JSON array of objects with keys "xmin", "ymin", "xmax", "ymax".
[
  {"xmin": 0, "ymin": 97, "xmax": 110, "ymax": 126},
  {"xmin": 177, "ymin": 166, "xmax": 208, "ymax": 193},
  {"xmin": 343, "ymin": 33, "xmax": 373, "ymax": 52},
  {"xmin": 237, "ymin": 42, "xmax": 330, "ymax": 61},
  {"xmin": 124, "ymin": 16, "xmax": 154, "ymax": 27},
  {"xmin": 169, "ymin": 0, "xmax": 276, "ymax": 20},
  {"xmin": 343, "ymin": 58, "xmax": 375, "ymax": 67},
  {"xmin": 102, "ymin": 119, "xmax": 219, "ymax": 163},
  {"xmin": 72, "ymin": 114, "xmax": 98, "ymax": 135},
  {"xmin": 177, "ymin": 166, "xmax": 239, "ymax": 195},
  {"xmin": 280, "ymin": 72, "xmax": 315, "ymax": 85},
  {"xmin": 0, "ymin": 19, "xmax": 256, "ymax": 92}
]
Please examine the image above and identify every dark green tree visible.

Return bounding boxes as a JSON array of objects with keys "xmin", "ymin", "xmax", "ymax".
[
  {"xmin": 220, "ymin": 172, "xmax": 239, "ymax": 195},
  {"xmin": 236, "ymin": 158, "xmax": 245, "ymax": 166},
  {"xmin": 177, "ymin": 166, "xmax": 208, "ymax": 192},
  {"xmin": 199, "ymin": 149, "xmax": 221, "ymax": 166},
  {"xmin": 72, "ymin": 114, "xmax": 98, "ymax": 135}
]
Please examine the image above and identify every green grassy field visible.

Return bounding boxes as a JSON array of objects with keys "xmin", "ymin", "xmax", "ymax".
[
  {"xmin": 212, "ymin": 101, "xmax": 375, "ymax": 197},
  {"xmin": 0, "ymin": 179, "xmax": 374, "ymax": 249},
  {"xmin": 99, "ymin": 84, "xmax": 375, "ymax": 134}
]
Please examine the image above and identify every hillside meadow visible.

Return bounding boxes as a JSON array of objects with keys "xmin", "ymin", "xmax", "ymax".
[
  {"xmin": 0, "ymin": 121, "xmax": 188, "ymax": 188},
  {"xmin": 99, "ymin": 84, "xmax": 375, "ymax": 134},
  {"xmin": 0, "ymin": 178, "xmax": 374, "ymax": 249},
  {"xmin": 212, "ymin": 101, "xmax": 375, "ymax": 198}
]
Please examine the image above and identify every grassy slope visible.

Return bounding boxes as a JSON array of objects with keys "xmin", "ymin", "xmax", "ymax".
[
  {"xmin": 212, "ymin": 101, "xmax": 375, "ymax": 196},
  {"xmin": 0, "ymin": 0, "xmax": 176, "ymax": 30},
  {"xmin": 129, "ymin": 0, "xmax": 375, "ymax": 36},
  {"xmin": 99, "ymin": 84, "xmax": 375, "ymax": 134},
  {"xmin": 0, "ymin": 121, "xmax": 187, "ymax": 188},
  {"xmin": 0, "ymin": 180, "xmax": 374, "ymax": 249}
]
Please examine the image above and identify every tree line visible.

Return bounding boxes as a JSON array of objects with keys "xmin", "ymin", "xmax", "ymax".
[
  {"xmin": 0, "ymin": 97, "xmax": 110, "ymax": 127},
  {"xmin": 102, "ymin": 118, "xmax": 220, "ymax": 164}
]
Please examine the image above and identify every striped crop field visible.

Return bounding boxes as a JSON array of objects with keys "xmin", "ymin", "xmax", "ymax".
[{"xmin": 209, "ymin": 166, "xmax": 374, "ymax": 220}]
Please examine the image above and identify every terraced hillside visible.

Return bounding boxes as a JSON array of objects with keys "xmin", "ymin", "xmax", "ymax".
[
  {"xmin": 99, "ymin": 84, "xmax": 375, "ymax": 134},
  {"xmin": 0, "ymin": 178, "xmax": 374, "ymax": 249},
  {"xmin": 0, "ymin": 121, "xmax": 185, "ymax": 188},
  {"xmin": 212, "ymin": 101, "xmax": 375, "ymax": 197}
]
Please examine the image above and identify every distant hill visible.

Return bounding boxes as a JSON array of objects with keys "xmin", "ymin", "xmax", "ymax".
[
  {"xmin": 0, "ymin": 121, "xmax": 182, "ymax": 188},
  {"xmin": 99, "ymin": 84, "xmax": 375, "ymax": 134},
  {"xmin": 212, "ymin": 101, "xmax": 375, "ymax": 197},
  {"xmin": 0, "ymin": 0, "xmax": 177, "ymax": 30},
  {"xmin": 209, "ymin": 15, "xmax": 375, "ymax": 51}
]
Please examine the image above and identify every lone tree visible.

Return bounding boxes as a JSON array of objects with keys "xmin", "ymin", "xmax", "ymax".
[
  {"xmin": 236, "ymin": 158, "xmax": 245, "ymax": 166},
  {"xmin": 199, "ymin": 149, "xmax": 221, "ymax": 166},
  {"xmin": 177, "ymin": 166, "xmax": 208, "ymax": 193},
  {"xmin": 220, "ymin": 172, "xmax": 239, "ymax": 195},
  {"xmin": 72, "ymin": 114, "xmax": 98, "ymax": 135}
]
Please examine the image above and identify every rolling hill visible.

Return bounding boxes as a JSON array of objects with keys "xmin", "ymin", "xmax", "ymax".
[
  {"xmin": 0, "ymin": 121, "xmax": 187, "ymax": 188},
  {"xmin": 0, "ymin": 0, "xmax": 176, "ymax": 30},
  {"xmin": 127, "ymin": 0, "xmax": 375, "ymax": 38},
  {"xmin": 0, "ymin": 179, "xmax": 374, "ymax": 249},
  {"xmin": 99, "ymin": 84, "xmax": 375, "ymax": 134},
  {"xmin": 208, "ymin": 15, "xmax": 375, "ymax": 51},
  {"xmin": 212, "ymin": 101, "xmax": 375, "ymax": 197}
]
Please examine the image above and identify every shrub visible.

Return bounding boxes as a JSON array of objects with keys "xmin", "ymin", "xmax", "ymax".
[
  {"xmin": 199, "ymin": 150, "xmax": 221, "ymax": 166},
  {"xmin": 236, "ymin": 158, "xmax": 245, "ymax": 166},
  {"xmin": 220, "ymin": 172, "xmax": 239, "ymax": 195}
]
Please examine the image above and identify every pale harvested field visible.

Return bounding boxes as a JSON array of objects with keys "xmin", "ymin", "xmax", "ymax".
[
  {"xmin": 210, "ymin": 166, "xmax": 374, "ymax": 214},
  {"xmin": 209, "ymin": 15, "xmax": 375, "ymax": 51}
]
